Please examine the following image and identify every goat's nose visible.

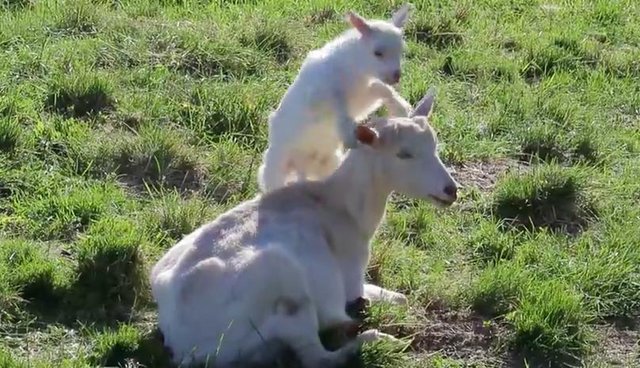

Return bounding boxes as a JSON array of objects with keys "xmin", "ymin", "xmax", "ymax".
[
  {"xmin": 392, "ymin": 70, "xmax": 401, "ymax": 83},
  {"xmin": 444, "ymin": 184, "xmax": 457, "ymax": 200}
]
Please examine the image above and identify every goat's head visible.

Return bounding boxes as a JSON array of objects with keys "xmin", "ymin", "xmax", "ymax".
[
  {"xmin": 345, "ymin": 4, "xmax": 411, "ymax": 85},
  {"xmin": 354, "ymin": 87, "xmax": 458, "ymax": 207}
]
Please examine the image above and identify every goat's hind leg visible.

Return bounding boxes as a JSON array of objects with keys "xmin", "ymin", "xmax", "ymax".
[
  {"xmin": 310, "ymin": 150, "xmax": 344, "ymax": 181},
  {"xmin": 258, "ymin": 302, "xmax": 360, "ymax": 368}
]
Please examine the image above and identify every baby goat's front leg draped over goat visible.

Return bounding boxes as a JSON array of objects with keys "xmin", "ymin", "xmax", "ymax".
[
  {"xmin": 368, "ymin": 79, "xmax": 413, "ymax": 118},
  {"xmin": 331, "ymin": 87, "xmax": 361, "ymax": 150},
  {"xmin": 334, "ymin": 80, "xmax": 412, "ymax": 150}
]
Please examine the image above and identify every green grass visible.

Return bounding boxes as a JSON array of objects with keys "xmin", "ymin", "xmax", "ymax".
[
  {"xmin": 0, "ymin": 118, "xmax": 20, "ymax": 153},
  {"xmin": 69, "ymin": 216, "xmax": 148, "ymax": 321},
  {"xmin": 1, "ymin": 0, "xmax": 639, "ymax": 367},
  {"xmin": 491, "ymin": 164, "xmax": 597, "ymax": 232}
]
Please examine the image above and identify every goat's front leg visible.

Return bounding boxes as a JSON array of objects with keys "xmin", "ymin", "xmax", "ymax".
[
  {"xmin": 346, "ymin": 285, "xmax": 408, "ymax": 320},
  {"xmin": 330, "ymin": 89, "xmax": 359, "ymax": 149},
  {"xmin": 368, "ymin": 80, "xmax": 412, "ymax": 118},
  {"xmin": 343, "ymin": 259, "xmax": 407, "ymax": 307},
  {"xmin": 363, "ymin": 284, "xmax": 407, "ymax": 305},
  {"xmin": 343, "ymin": 264, "xmax": 366, "ymax": 304}
]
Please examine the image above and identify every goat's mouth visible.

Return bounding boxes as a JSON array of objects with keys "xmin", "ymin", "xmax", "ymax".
[{"xmin": 428, "ymin": 195, "xmax": 454, "ymax": 208}]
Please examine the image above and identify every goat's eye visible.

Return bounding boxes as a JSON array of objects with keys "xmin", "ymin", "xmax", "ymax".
[
  {"xmin": 374, "ymin": 50, "xmax": 384, "ymax": 58},
  {"xmin": 396, "ymin": 150, "xmax": 413, "ymax": 159}
]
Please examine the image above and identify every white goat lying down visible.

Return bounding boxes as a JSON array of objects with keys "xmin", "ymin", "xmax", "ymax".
[
  {"xmin": 258, "ymin": 4, "xmax": 415, "ymax": 193},
  {"xmin": 150, "ymin": 90, "xmax": 458, "ymax": 368}
]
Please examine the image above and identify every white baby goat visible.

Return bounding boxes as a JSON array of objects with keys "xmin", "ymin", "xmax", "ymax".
[
  {"xmin": 150, "ymin": 89, "xmax": 458, "ymax": 368},
  {"xmin": 258, "ymin": 4, "xmax": 415, "ymax": 193}
]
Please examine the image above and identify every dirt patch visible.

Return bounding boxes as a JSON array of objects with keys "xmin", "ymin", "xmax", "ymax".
[
  {"xmin": 407, "ymin": 306, "xmax": 509, "ymax": 365},
  {"xmin": 113, "ymin": 167, "xmax": 206, "ymax": 198},
  {"xmin": 354, "ymin": 299, "xmax": 511, "ymax": 365},
  {"xmin": 593, "ymin": 319, "xmax": 639, "ymax": 366},
  {"xmin": 0, "ymin": 322, "xmax": 86, "ymax": 363},
  {"xmin": 452, "ymin": 159, "xmax": 529, "ymax": 193}
]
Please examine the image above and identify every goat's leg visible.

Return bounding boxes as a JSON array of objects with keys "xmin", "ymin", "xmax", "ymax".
[
  {"xmin": 312, "ymin": 151, "xmax": 343, "ymax": 179},
  {"xmin": 345, "ymin": 285, "xmax": 407, "ymax": 322},
  {"xmin": 258, "ymin": 146, "xmax": 291, "ymax": 193},
  {"xmin": 330, "ymin": 89, "xmax": 360, "ymax": 150},
  {"xmin": 319, "ymin": 318, "xmax": 361, "ymax": 351},
  {"xmin": 368, "ymin": 80, "xmax": 412, "ymax": 118},
  {"xmin": 363, "ymin": 283, "xmax": 408, "ymax": 305},
  {"xmin": 293, "ymin": 163, "xmax": 308, "ymax": 182},
  {"xmin": 258, "ymin": 302, "xmax": 360, "ymax": 368},
  {"xmin": 358, "ymin": 329, "xmax": 400, "ymax": 342}
]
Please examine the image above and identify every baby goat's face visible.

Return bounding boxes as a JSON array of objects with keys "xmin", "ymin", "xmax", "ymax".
[
  {"xmin": 365, "ymin": 24, "xmax": 406, "ymax": 85},
  {"xmin": 346, "ymin": 6, "xmax": 410, "ymax": 85}
]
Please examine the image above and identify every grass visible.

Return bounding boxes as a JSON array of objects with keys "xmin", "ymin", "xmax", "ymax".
[
  {"xmin": 491, "ymin": 164, "xmax": 596, "ymax": 233},
  {"xmin": 45, "ymin": 73, "xmax": 115, "ymax": 118},
  {"xmin": 0, "ymin": 118, "xmax": 20, "ymax": 153},
  {"xmin": 0, "ymin": 0, "xmax": 639, "ymax": 367},
  {"xmin": 69, "ymin": 216, "xmax": 148, "ymax": 321}
]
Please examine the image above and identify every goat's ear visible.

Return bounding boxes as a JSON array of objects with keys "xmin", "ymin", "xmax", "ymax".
[
  {"xmin": 410, "ymin": 86, "xmax": 436, "ymax": 119},
  {"xmin": 391, "ymin": 3, "xmax": 412, "ymax": 28},
  {"xmin": 346, "ymin": 11, "xmax": 372, "ymax": 36},
  {"xmin": 355, "ymin": 124, "xmax": 379, "ymax": 146},
  {"xmin": 413, "ymin": 116, "xmax": 429, "ymax": 129}
]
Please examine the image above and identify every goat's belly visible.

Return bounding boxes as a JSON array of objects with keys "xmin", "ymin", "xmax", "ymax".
[
  {"xmin": 157, "ymin": 245, "xmax": 311, "ymax": 366},
  {"xmin": 349, "ymin": 98, "xmax": 382, "ymax": 121},
  {"xmin": 161, "ymin": 282, "xmax": 277, "ymax": 366},
  {"xmin": 169, "ymin": 319, "xmax": 275, "ymax": 366},
  {"xmin": 156, "ymin": 276, "xmax": 254, "ymax": 365}
]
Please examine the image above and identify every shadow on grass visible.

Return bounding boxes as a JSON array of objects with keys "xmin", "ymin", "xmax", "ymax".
[{"xmin": 490, "ymin": 164, "xmax": 598, "ymax": 235}]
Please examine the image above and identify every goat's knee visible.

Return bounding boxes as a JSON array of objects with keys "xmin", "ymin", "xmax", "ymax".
[{"xmin": 268, "ymin": 304, "xmax": 358, "ymax": 368}]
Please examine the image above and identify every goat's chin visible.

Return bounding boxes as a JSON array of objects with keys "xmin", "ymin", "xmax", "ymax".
[{"xmin": 427, "ymin": 195, "xmax": 454, "ymax": 208}]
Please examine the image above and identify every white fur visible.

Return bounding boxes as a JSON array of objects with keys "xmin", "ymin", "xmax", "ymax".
[
  {"xmin": 150, "ymin": 90, "xmax": 458, "ymax": 368},
  {"xmin": 258, "ymin": 4, "xmax": 415, "ymax": 193}
]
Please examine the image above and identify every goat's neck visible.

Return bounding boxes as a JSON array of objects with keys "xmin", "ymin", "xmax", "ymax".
[
  {"xmin": 333, "ymin": 41, "xmax": 370, "ymax": 88},
  {"xmin": 324, "ymin": 149, "xmax": 390, "ymax": 241}
]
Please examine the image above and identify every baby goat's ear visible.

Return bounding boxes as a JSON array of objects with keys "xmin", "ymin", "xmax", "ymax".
[
  {"xmin": 346, "ymin": 11, "xmax": 372, "ymax": 36},
  {"xmin": 355, "ymin": 124, "xmax": 380, "ymax": 147},
  {"xmin": 391, "ymin": 3, "xmax": 412, "ymax": 28},
  {"xmin": 410, "ymin": 86, "xmax": 436, "ymax": 119}
]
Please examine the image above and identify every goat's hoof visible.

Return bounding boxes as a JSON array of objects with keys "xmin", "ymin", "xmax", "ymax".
[
  {"xmin": 320, "ymin": 319, "xmax": 362, "ymax": 351},
  {"xmin": 375, "ymin": 289, "xmax": 408, "ymax": 305},
  {"xmin": 346, "ymin": 297, "xmax": 370, "ymax": 320},
  {"xmin": 391, "ymin": 292, "xmax": 408, "ymax": 305},
  {"xmin": 337, "ymin": 340, "xmax": 362, "ymax": 365}
]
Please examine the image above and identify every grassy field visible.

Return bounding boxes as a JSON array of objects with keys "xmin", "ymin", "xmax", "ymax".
[{"xmin": 0, "ymin": 0, "xmax": 639, "ymax": 367}]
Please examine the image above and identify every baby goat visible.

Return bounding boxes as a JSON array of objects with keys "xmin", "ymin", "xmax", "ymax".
[
  {"xmin": 258, "ymin": 4, "xmax": 414, "ymax": 193},
  {"xmin": 150, "ymin": 88, "xmax": 458, "ymax": 368}
]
